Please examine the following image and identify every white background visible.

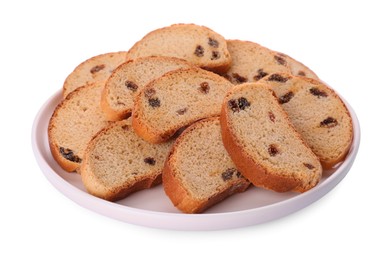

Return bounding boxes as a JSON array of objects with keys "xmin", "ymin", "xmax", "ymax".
[{"xmin": 1, "ymin": 0, "xmax": 389, "ymax": 259}]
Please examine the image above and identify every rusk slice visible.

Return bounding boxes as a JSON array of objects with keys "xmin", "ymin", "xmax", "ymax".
[
  {"xmin": 101, "ymin": 56, "xmax": 193, "ymax": 121},
  {"xmin": 262, "ymin": 73, "xmax": 353, "ymax": 168},
  {"xmin": 81, "ymin": 119, "xmax": 174, "ymax": 201},
  {"xmin": 126, "ymin": 24, "xmax": 231, "ymax": 73},
  {"xmin": 224, "ymin": 40, "xmax": 319, "ymax": 84},
  {"xmin": 163, "ymin": 117, "xmax": 250, "ymax": 213},
  {"xmin": 132, "ymin": 67, "xmax": 233, "ymax": 143},
  {"xmin": 63, "ymin": 51, "xmax": 127, "ymax": 97},
  {"xmin": 48, "ymin": 83, "xmax": 109, "ymax": 172},
  {"xmin": 220, "ymin": 83, "xmax": 322, "ymax": 192},
  {"xmin": 224, "ymin": 40, "xmax": 291, "ymax": 84}
]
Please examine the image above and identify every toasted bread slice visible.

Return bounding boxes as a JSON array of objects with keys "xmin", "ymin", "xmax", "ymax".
[{"xmin": 220, "ymin": 82, "xmax": 322, "ymax": 192}]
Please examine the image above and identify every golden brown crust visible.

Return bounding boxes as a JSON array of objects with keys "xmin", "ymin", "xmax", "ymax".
[{"xmin": 220, "ymin": 104, "xmax": 300, "ymax": 192}]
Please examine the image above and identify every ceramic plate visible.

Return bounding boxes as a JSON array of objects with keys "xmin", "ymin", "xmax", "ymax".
[{"xmin": 32, "ymin": 90, "xmax": 360, "ymax": 230}]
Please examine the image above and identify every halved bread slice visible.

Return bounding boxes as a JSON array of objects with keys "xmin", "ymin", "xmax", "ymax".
[
  {"xmin": 63, "ymin": 51, "xmax": 127, "ymax": 98},
  {"xmin": 132, "ymin": 67, "xmax": 233, "ymax": 143},
  {"xmin": 220, "ymin": 82, "xmax": 322, "ymax": 192},
  {"xmin": 80, "ymin": 118, "xmax": 174, "ymax": 201},
  {"xmin": 262, "ymin": 73, "xmax": 353, "ymax": 168},
  {"xmin": 126, "ymin": 23, "xmax": 231, "ymax": 73},
  {"xmin": 101, "ymin": 56, "xmax": 193, "ymax": 121},
  {"xmin": 163, "ymin": 117, "xmax": 250, "ymax": 213},
  {"xmin": 48, "ymin": 82, "xmax": 109, "ymax": 172}
]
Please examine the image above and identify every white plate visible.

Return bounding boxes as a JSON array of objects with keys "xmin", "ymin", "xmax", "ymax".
[{"xmin": 31, "ymin": 90, "xmax": 360, "ymax": 231}]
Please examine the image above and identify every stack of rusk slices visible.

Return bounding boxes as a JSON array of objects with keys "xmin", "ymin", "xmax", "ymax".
[{"xmin": 48, "ymin": 24, "xmax": 353, "ymax": 213}]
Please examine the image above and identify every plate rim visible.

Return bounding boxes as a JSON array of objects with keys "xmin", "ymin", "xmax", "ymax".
[{"xmin": 31, "ymin": 89, "xmax": 360, "ymax": 230}]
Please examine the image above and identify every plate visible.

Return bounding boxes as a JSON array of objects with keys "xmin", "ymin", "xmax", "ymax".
[{"xmin": 31, "ymin": 90, "xmax": 360, "ymax": 230}]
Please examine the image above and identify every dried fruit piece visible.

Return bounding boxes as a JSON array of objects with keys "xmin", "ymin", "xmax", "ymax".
[
  {"xmin": 125, "ymin": 80, "xmax": 138, "ymax": 92},
  {"xmin": 228, "ymin": 99, "xmax": 239, "ymax": 112},
  {"xmin": 267, "ymin": 74, "xmax": 290, "ymax": 83},
  {"xmin": 148, "ymin": 98, "xmax": 161, "ymax": 108},
  {"xmin": 199, "ymin": 82, "xmax": 210, "ymax": 94},
  {"xmin": 253, "ymin": 69, "xmax": 268, "ymax": 81},
  {"xmin": 278, "ymin": 91, "xmax": 294, "ymax": 104},
  {"xmin": 208, "ymin": 38, "xmax": 219, "ymax": 47},
  {"xmin": 232, "ymin": 73, "xmax": 248, "ymax": 83},
  {"xmin": 310, "ymin": 87, "xmax": 328, "ymax": 98},
  {"xmin": 221, "ymin": 168, "xmax": 236, "ymax": 181},
  {"xmin": 268, "ymin": 111, "xmax": 276, "ymax": 122},
  {"xmin": 320, "ymin": 117, "xmax": 338, "ymax": 128},
  {"xmin": 211, "ymin": 51, "xmax": 220, "ymax": 60},
  {"xmin": 298, "ymin": 71, "xmax": 306, "ymax": 76},
  {"xmin": 303, "ymin": 163, "xmax": 315, "ymax": 169},
  {"xmin": 144, "ymin": 157, "xmax": 156, "ymax": 165},
  {"xmin": 194, "ymin": 45, "xmax": 204, "ymax": 57},
  {"xmin": 274, "ymin": 55, "xmax": 287, "ymax": 66},
  {"xmin": 268, "ymin": 144, "xmax": 279, "ymax": 156},
  {"xmin": 121, "ymin": 125, "xmax": 130, "ymax": 131},
  {"xmin": 59, "ymin": 147, "xmax": 82, "ymax": 163},
  {"xmin": 90, "ymin": 64, "xmax": 105, "ymax": 74},
  {"xmin": 176, "ymin": 108, "xmax": 187, "ymax": 115},
  {"xmin": 238, "ymin": 97, "xmax": 250, "ymax": 110}
]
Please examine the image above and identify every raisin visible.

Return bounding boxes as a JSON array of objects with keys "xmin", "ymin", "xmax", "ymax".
[
  {"xmin": 125, "ymin": 80, "xmax": 138, "ymax": 92},
  {"xmin": 253, "ymin": 69, "xmax": 268, "ymax": 81},
  {"xmin": 298, "ymin": 71, "xmax": 306, "ymax": 76},
  {"xmin": 267, "ymin": 74, "xmax": 289, "ymax": 83},
  {"xmin": 144, "ymin": 157, "xmax": 156, "ymax": 165},
  {"xmin": 278, "ymin": 91, "xmax": 294, "ymax": 104},
  {"xmin": 211, "ymin": 51, "xmax": 220, "ymax": 60},
  {"xmin": 221, "ymin": 168, "xmax": 236, "ymax": 181},
  {"xmin": 176, "ymin": 108, "xmax": 187, "ymax": 115},
  {"xmin": 303, "ymin": 163, "xmax": 315, "ymax": 170},
  {"xmin": 236, "ymin": 171, "xmax": 242, "ymax": 178},
  {"xmin": 148, "ymin": 98, "xmax": 160, "ymax": 108},
  {"xmin": 144, "ymin": 88, "xmax": 156, "ymax": 98},
  {"xmin": 238, "ymin": 97, "xmax": 250, "ymax": 110},
  {"xmin": 232, "ymin": 73, "xmax": 248, "ymax": 84},
  {"xmin": 199, "ymin": 82, "xmax": 210, "ymax": 94},
  {"xmin": 268, "ymin": 144, "xmax": 279, "ymax": 156},
  {"xmin": 208, "ymin": 38, "xmax": 219, "ymax": 47},
  {"xmin": 274, "ymin": 55, "xmax": 287, "ymax": 66},
  {"xmin": 121, "ymin": 125, "xmax": 131, "ymax": 131},
  {"xmin": 59, "ymin": 147, "xmax": 82, "ymax": 163},
  {"xmin": 320, "ymin": 117, "xmax": 338, "ymax": 128},
  {"xmin": 194, "ymin": 45, "xmax": 204, "ymax": 57},
  {"xmin": 228, "ymin": 99, "xmax": 239, "ymax": 112},
  {"xmin": 310, "ymin": 87, "xmax": 328, "ymax": 98},
  {"xmin": 90, "ymin": 64, "xmax": 105, "ymax": 74},
  {"xmin": 131, "ymin": 172, "xmax": 138, "ymax": 175},
  {"xmin": 268, "ymin": 111, "xmax": 276, "ymax": 122},
  {"xmin": 223, "ymin": 74, "xmax": 233, "ymax": 82}
]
